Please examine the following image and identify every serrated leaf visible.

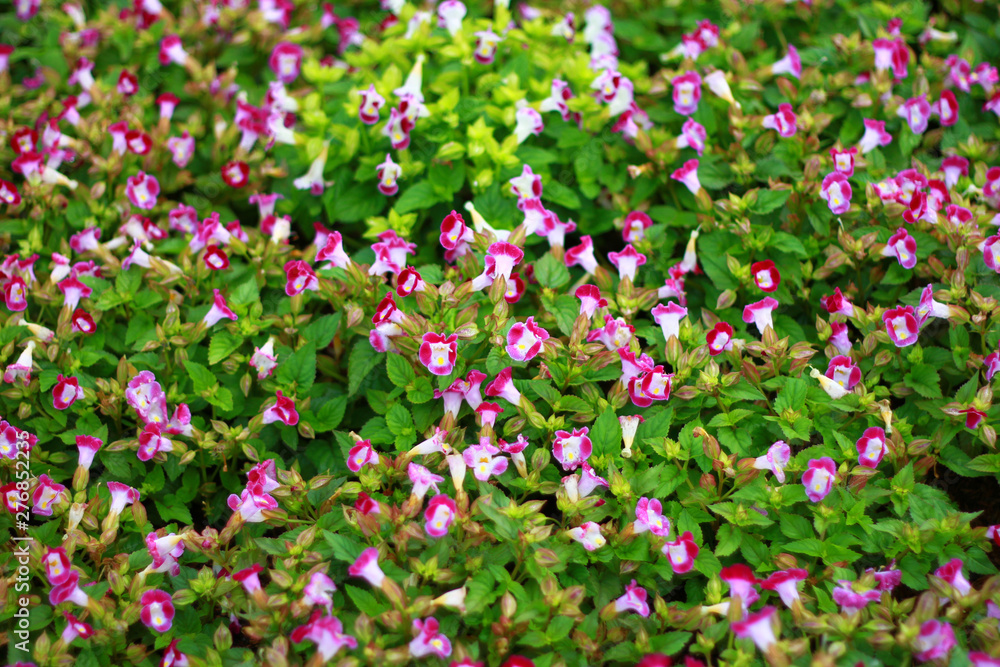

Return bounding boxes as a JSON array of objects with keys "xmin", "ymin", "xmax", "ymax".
[
  {"xmin": 208, "ymin": 331, "xmax": 244, "ymax": 365},
  {"xmin": 323, "ymin": 531, "xmax": 363, "ymax": 562},
  {"xmin": 277, "ymin": 343, "xmax": 317, "ymax": 393},
  {"xmin": 348, "ymin": 343, "xmax": 382, "ymax": 397},
  {"xmin": 904, "ymin": 364, "xmax": 942, "ymax": 398},
  {"xmin": 207, "ymin": 387, "xmax": 233, "ymax": 412},
  {"xmin": 345, "ymin": 584, "xmax": 386, "ymax": 617},
  {"xmin": 386, "ymin": 403, "xmax": 413, "ymax": 436},
  {"xmin": 533, "ymin": 252, "xmax": 571, "ymax": 289},
  {"xmin": 303, "ymin": 313, "xmax": 342, "ymax": 349},
  {"xmin": 386, "ymin": 354, "xmax": 416, "ymax": 387},
  {"xmin": 230, "ymin": 278, "xmax": 260, "ymax": 308},
  {"xmin": 394, "ymin": 181, "xmax": 442, "ymax": 215},
  {"xmin": 314, "ymin": 396, "xmax": 347, "ymax": 432},
  {"xmin": 184, "ymin": 360, "xmax": 216, "ymax": 394},
  {"xmin": 590, "ymin": 406, "xmax": 619, "ymax": 457}
]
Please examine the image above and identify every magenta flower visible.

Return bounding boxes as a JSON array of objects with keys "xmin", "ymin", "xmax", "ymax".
[
  {"xmin": 763, "ymin": 103, "xmax": 797, "ymax": 137},
  {"xmin": 883, "ymin": 228, "xmax": 917, "ymax": 269},
  {"xmin": 802, "ymin": 457, "xmax": 836, "ymax": 502},
  {"xmin": 44, "ymin": 547, "xmax": 73, "ymax": 586},
  {"xmin": 933, "ymin": 90, "xmax": 959, "ymax": 127},
  {"xmin": 506, "ymin": 316, "xmax": 549, "ymax": 362},
  {"xmin": 722, "ymin": 564, "xmax": 761, "ymax": 610},
  {"xmin": 137, "ymin": 424, "xmax": 172, "ymax": 461},
  {"xmin": 376, "ymin": 154, "xmax": 402, "ymax": 196},
  {"xmin": 622, "ymin": 211, "xmax": 653, "ymax": 243},
  {"xmin": 826, "ymin": 355, "xmax": 861, "ymax": 390},
  {"xmin": 820, "ymin": 287, "xmax": 854, "ymax": 317},
  {"xmin": 349, "ymin": 547, "xmax": 386, "ymax": 587},
  {"xmin": 53, "ymin": 374, "xmax": 84, "ymax": 410},
  {"xmin": 424, "ymin": 495, "xmax": 458, "ymax": 538},
  {"xmin": 347, "ymin": 439, "xmax": 380, "ymax": 473},
  {"xmin": 140, "ymin": 590, "xmax": 175, "ymax": 633},
  {"xmin": 263, "ymin": 390, "xmax": 298, "ymax": 426},
  {"xmin": 358, "ymin": 84, "xmax": 385, "ymax": 124},
  {"xmin": 269, "ymin": 42, "xmax": 302, "ymax": 83},
  {"xmin": 221, "ymin": 161, "xmax": 249, "ymax": 188},
  {"xmin": 473, "ymin": 30, "xmax": 502, "ymax": 64},
  {"xmin": 553, "ymin": 428, "xmax": 593, "ymax": 471},
  {"xmin": 60, "ymin": 610, "xmax": 95, "ymax": 644},
  {"xmin": 588, "ymin": 314, "xmax": 634, "ymax": 351},
  {"xmin": 866, "ymin": 563, "xmax": 903, "ymax": 592},
  {"xmin": 638, "ymin": 366, "xmax": 673, "ymax": 404},
  {"xmin": 858, "ymin": 118, "xmax": 893, "ymax": 153},
  {"xmin": 751, "ymin": 260, "xmax": 780, "ymax": 293},
  {"xmin": 984, "ymin": 235, "xmax": 1000, "ymax": 273},
  {"xmin": 830, "ymin": 147, "xmax": 857, "ymax": 177},
  {"xmin": 202, "ymin": 289, "xmax": 237, "ymax": 328},
  {"xmin": 410, "ymin": 617, "xmax": 452, "ymax": 659},
  {"xmin": 913, "ymin": 620, "xmax": 955, "ymax": 663},
  {"xmin": 820, "ymin": 172, "xmax": 852, "ymax": 215},
  {"xmin": 159, "ymin": 35, "xmax": 188, "ymax": 67},
  {"xmin": 942, "ymin": 156, "xmax": 969, "ymax": 190},
  {"xmin": 513, "ymin": 107, "xmax": 544, "ymax": 143},
  {"xmin": 760, "ymin": 569, "xmax": 808, "ymax": 608},
  {"xmin": 671, "ymin": 159, "xmax": 701, "ymax": 195},
  {"xmin": 742, "ymin": 297, "xmax": 779, "ymax": 335},
  {"xmin": 662, "ymin": 531, "xmax": 699, "ymax": 573},
  {"xmin": 671, "ymin": 71, "xmax": 702, "ymax": 115},
  {"xmin": 565, "ymin": 235, "xmax": 599, "ymax": 274},
  {"xmin": 568, "ymin": 521, "xmax": 606, "ymax": 551},
  {"xmin": 675, "ymin": 118, "xmax": 707, "ymax": 155},
  {"xmin": 291, "ymin": 610, "xmax": 358, "ymax": 662},
  {"xmin": 634, "ymin": 497, "xmax": 670, "ymax": 537},
  {"xmin": 487, "ymin": 242, "xmax": 524, "ymax": 283},
  {"xmin": 408, "ymin": 463, "xmax": 444, "ymax": 500},
  {"xmin": 145, "ymin": 531, "xmax": 185, "ymax": 576},
  {"xmin": 614, "ymin": 580, "xmax": 650, "ymax": 617},
  {"xmin": 576, "ymin": 285, "xmax": 608, "ymax": 318},
  {"xmin": 883, "ymin": 305, "xmax": 920, "ymax": 347},
  {"xmin": 126, "ymin": 172, "xmax": 160, "ymax": 210},
  {"xmin": 463, "ymin": 438, "xmax": 508, "ymax": 481},
  {"xmin": 484, "ymin": 367, "xmax": 521, "ymax": 405},
  {"xmin": 898, "ymin": 95, "xmax": 932, "ymax": 134},
  {"xmin": 226, "ymin": 486, "xmax": 278, "ymax": 523},
  {"xmin": 284, "ymin": 260, "xmax": 319, "ymax": 296},
  {"xmin": 753, "ymin": 440, "xmax": 791, "ymax": 483},
  {"xmin": 856, "ymin": 427, "xmax": 887, "ymax": 469},
  {"xmin": 607, "ymin": 244, "xmax": 647, "ymax": 282},
  {"xmin": 317, "ymin": 232, "xmax": 351, "ymax": 270},
  {"xmin": 732, "ymin": 607, "xmax": 778, "ymax": 654},
  {"xmin": 652, "ymin": 302, "xmax": 687, "ymax": 342},
  {"xmin": 706, "ymin": 322, "xmax": 736, "ymax": 356},
  {"xmin": 419, "ymin": 332, "xmax": 459, "ymax": 376},
  {"xmin": 935, "ymin": 558, "xmax": 972, "ymax": 599},
  {"xmin": 832, "ymin": 580, "xmax": 880, "ymax": 615},
  {"xmin": 76, "ymin": 435, "xmax": 102, "ymax": 470},
  {"xmin": 771, "ymin": 45, "xmax": 802, "ymax": 78}
]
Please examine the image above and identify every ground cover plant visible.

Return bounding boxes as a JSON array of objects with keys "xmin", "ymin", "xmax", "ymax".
[{"xmin": 3, "ymin": 0, "xmax": 1000, "ymax": 665}]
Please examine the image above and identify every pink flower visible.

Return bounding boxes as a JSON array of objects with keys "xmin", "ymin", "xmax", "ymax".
[
  {"xmin": 830, "ymin": 147, "xmax": 857, "ymax": 177},
  {"xmin": 146, "ymin": 531, "xmax": 185, "ymax": 576},
  {"xmin": 226, "ymin": 486, "xmax": 278, "ymax": 523},
  {"xmin": 866, "ymin": 563, "xmax": 902, "ymax": 592},
  {"xmin": 304, "ymin": 572, "xmax": 337, "ymax": 611},
  {"xmin": 410, "ymin": 617, "xmax": 452, "ymax": 659},
  {"xmin": 61, "ymin": 610, "xmax": 95, "ymax": 644},
  {"xmin": 675, "ymin": 118, "xmax": 707, "ymax": 155},
  {"xmin": 913, "ymin": 620, "xmax": 955, "ymax": 663},
  {"xmin": 833, "ymin": 579, "xmax": 881, "ymax": 615},
  {"xmin": 608, "ymin": 244, "xmax": 647, "ymax": 282},
  {"xmin": 424, "ymin": 495, "xmax": 458, "ymax": 538},
  {"xmin": 576, "ymin": 285, "xmax": 607, "ymax": 318},
  {"xmin": 935, "ymin": 558, "xmax": 972, "ymax": 598},
  {"xmin": 706, "ymin": 322, "xmax": 736, "ymax": 356},
  {"xmin": 203, "ymin": 289, "xmax": 237, "ymax": 327},
  {"xmin": 763, "ymin": 103, "xmax": 797, "ymax": 137},
  {"xmin": 117, "ymin": 69, "xmax": 138, "ymax": 95},
  {"xmin": 565, "ymin": 235, "xmax": 599, "ymax": 274},
  {"xmin": 487, "ymin": 242, "xmax": 524, "ymax": 283},
  {"xmin": 802, "ymin": 457, "xmax": 836, "ymax": 502},
  {"xmin": 671, "ymin": 159, "xmax": 701, "ymax": 195},
  {"xmin": 137, "ymin": 423, "xmax": 173, "ymax": 461},
  {"xmin": 140, "ymin": 590, "xmax": 175, "ymax": 633},
  {"xmin": 742, "ymin": 297, "xmax": 779, "ymax": 335},
  {"xmin": 349, "ymin": 547, "xmax": 386, "ymax": 587},
  {"xmin": 408, "ymin": 463, "xmax": 444, "ymax": 499},
  {"xmin": 721, "ymin": 563, "xmax": 760, "ymax": 610},
  {"xmin": 52, "ymin": 374, "xmax": 83, "ymax": 410},
  {"xmin": 818, "ymin": 172, "xmax": 853, "ymax": 217},
  {"xmin": 622, "ymin": 211, "xmax": 653, "ymax": 243},
  {"xmin": 588, "ymin": 314, "xmax": 634, "ymax": 351},
  {"xmin": 514, "ymin": 107, "xmax": 544, "ymax": 143},
  {"xmin": 883, "ymin": 305, "xmax": 920, "ymax": 347},
  {"xmin": 473, "ymin": 29, "xmax": 502, "ymax": 64},
  {"xmin": 568, "ymin": 521, "xmax": 606, "ymax": 551},
  {"xmin": 419, "ymin": 332, "xmax": 459, "ymax": 376},
  {"xmin": 269, "ymin": 42, "xmax": 302, "ymax": 83},
  {"xmin": 44, "ymin": 547, "xmax": 73, "ymax": 585},
  {"xmin": 221, "ymin": 161, "xmax": 249, "ymax": 188},
  {"xmin": 825, "ymin": 355, "xmax": 861, "ymax": 390},
  {"xmin": 614, "ymin": 580, "xmax": 650, "ymax": 617},
  {"xmin": 384, "ymin": 107, "xmax": 414, "ymax": 150},
  {"xmin": 731, "ymin": 607, "xmax": 778, "ymax": 654},
  {"xmin": 76, "ymin": 435, "xmax": 102, "ymax": 470},
  {"xmin": 506, "ymin": 316, "xmax": 549, "ymax": 362},
  {"xmin": 751, "ymin": 260, "xmax": 780, "ymax": 293},
  {"xmin": 771, "ymin": 45, "xmax": 801, "ymax": 79},
  {"xmin": 463, "ymin": 438, "xmax": 508, "ymax": 480},
  {"xmin": 652, "ymin": 302, "xmax": 687, "ymax": 341},
  {"xmin": 634, "ymin": 497, "xmax": 670, "ymax": 537},
  {"xmin": 317, "ymin": 232, "xmax": 351, "ymax": 269},
  {"xmin": 204, "ymin": 246, "xmax": 229, "ymax": 271},
  {"xmin": 125, "ymin": 172, "xmax": 160, "ymax": 210},
  {"xmin": 48, "ymin": 570, "xmax": 90, "ymax": 608},
  {"xmin": 376, "ymin": 153, "xmax": 402, "ymax": 196},
  {"xmin": 0, "ymin": 179, "xmax": 21, "ymax": 206},
  {"xmin": 57, "ymin": 276, "xmax": 92, "ymax": 311},
  {"xmin": 671, "ymin": 71, "xmax": 702, "ymax": 115},
  {"xmin": 639, "ymin": 366, "xmax": 673, "ymax": 403},
  {"xmin": 485, "ymin": 367, "xmax": 521, "ymax": 405},
  {"xmin": 263, "ymin": 390, "xmax": 298, "ymax": 426},
  {"xmin": 856, "ymin": 427, "xmax": 887, "ymax": 469},
  {"xmin": 898, "ymin": 95, "xmax": 932, "ymax": 134},
  {"xmin": 233, "ymin": 564, "xmax": 264, "ymax": 594},
  {"xmin": 661, "ymin": 531, "xmax": 699, "ymax": 573},
  {"xmin": 942, "ymin": 156, "xmax": 969, "ymax": 190},
  {"xmin": 820, "ymin": 287, "xmax": 854, "ymax": 317},
  {"xmin": 347, "ymin": 439, "xmax": 380, "ymax": 473},
  {"xmin": 753, "ymin": 440, "xmax": 791, "ymax": 483},
  {"xmin": 359, "ymin": 84, "xmax": 385, "ymax": 124},
  {"xmin": 284, "ymin": 260, "xmax": 319, "ymax": 296},
  {"xmin": 106, "ymin": 481, "xmax": 140, "ymax": 518},
  {"xmin": 159, "ymin": 35, "xmax": 188, "ymax": 67},
  {"xmin": 859, "ymin": 119, "xmax": 892, "ymax": 153},
  {"xmin": 291, "ymin": 611, "xmax": 358, "ymax": 661},
  {"xmin": 553, "ymin": 428, "xmax": 592, "ymax": 471},
  {"xmin": 933, "ymin": 90, "xmax": 959, "ymax": 127},
  {"xmin": 760, "ymin": 569, "xmax": 808, "ymax": 608}
]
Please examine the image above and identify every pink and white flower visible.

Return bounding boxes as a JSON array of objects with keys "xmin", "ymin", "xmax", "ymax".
[
  {"xmin": 662, "ymin": 531, "xmax": 699, "ymax": 573},
  {"xmin": 553, "ymin": 428, "xmax": 592, "ymax": 471},
  {"xmin": 856, "ymin": 427, "xmax": 886, "ymax": 469},
  {"xmin": 565, "ymin": 235, "xmax": 599, "ymax": 274},
  {"xmin": 463, "ymin": 438, "xmax": 508, "ymax": 481},
  {"xmin": 349, "ymin": 548, "xmax": 386, "ymax": 587},
  {"xmin": 707, "ymin": 322, "xmax": 736, "ymax": 356},
  {"xmin": 484, "ymin": 367, "xmax": 521, "ymax": 405},
  {"xmin": 942, "ymin": 156, "xmax": 969, "ymax": 190},
  {"xmin": 634, "ymin": 497, "xmax": 670, "ymax": 537},
  {"xmin": 753, "ymin": 441, "xmax": 791, "ymax": 483},
  {"xmin": 409, "ymin": 617, "xmax": 452, "ymax": 659},
  {"xmin": 568, "ymin": 521, "xmax": 606, "ymax": 551},
  {"xmin": 882, "ymin": 228, "xmax": 917, "ymax": 269},
  {"xmin": 763, "ymin": 103, "xmax": 797, "ymax": 137},
  {"xmin": 830, "ymin": 147, "xmax": 857, "ymax": 177},
  {"xmin": 883, "ymin": 305, "xmax": 920, "ymax": 347},
  {"xmin": 576, "ymin": 284, "xmax": 608, "ymax": 318},
  {"xmin": 671, "ymin": 72, "xmax": 702, "ymax": 116},
  {"xmin": 675, "ymin": 118, "xmax": 707, "ymax": 156},
  {"xmin": 506, "ymin": 317, "xmax": 549, "ymax": 362},
  {"xmin": 347, "ymin": 439, "xmax": 380, "ymax": 473},
  {"xmin": 913, "ymin": 620, "xmax": 955, "ymax": 663},
  {"xmin": 358, "ymin": 84, "xmax": 385, "ymax": 125},
  {"xmin": 53, "ymin": 374, "xmax": 84, "ymax": 410},
  {"xmin": 424, "ymin": 495, "xmax": 457, "ymax": 538},
  {"xmin": 933, "ymin": 90, "xmax": 959, "ymax": 127},
  {"xmin": 802, "ymin": 457, "xmax": 836, "ymax": 502},
  {"xmin": 269, "ymin": 42, "xmax": 302, "ymax": 83},
  {"xmin": 751, "ymin": 260, "xmax": 780, "ymax": 293},
  {"xmin": 291, "ymin": 611, "xmax": 357, "ymax": 661},
  {"xmin": 771, "ymin": 45, "xmax": 802, "ymax": 79},
  {"xmin": 820, "ymin": 288, "xmax": 854, "ymax": 317},
  {"xmin": 376, "ymin": 154, "xmax": 402, "ymax": 196},
  {"xmin": 652, "ymin": 302, "xmax": 687, "ymax": 341},
  {"xmin": 263, "ymin": 390, "xmax": 298, "ymax": 426},
  {"xmin": 820, "ymin": 172, "xmax": 853, "ymax": 215},
  {"xmin": 140, "ymin": 590, "xmax": 175, "ymax": 633},
  {"xmin": 760, "ymin": 569, "xmax": 808, "ymax": 608},
  {"xmin": 671, "ymin": 159, "xmax": 701, "ymax": 195},
  {"xmin": 608, "ymin": 244, "xmax": 647, "ymax": 282},
  {"xmin": 898, "ymin": 95, "xmax": 932, "ymax": 134},
  {"xmin": 858, "ymin": 119, "xmax": 893, "ymax": 154},
  {"xmin": 614, "ymin": 580, "xmax": 650, "ymax": 617},
  {"xmin": 742, "ymin": 297, "xmax": 779, "ymax": 335},
  {"xmin": 826, "ymin": 355, "xmax": 861, "ymax": 390},
  {"xmin": 473, "ymin": 30, "xmax": 502, "ymax": 64},
  {"xmin": 419, "ymin": 332, "xmax": 458, "ymax": 376},
  {"xmin": 731, "ymin": 607, "xmax": 778, "ymax": 654},
  {"xmin": 514, "ymin": 107, "xmax": 543, "ymax": 143}
]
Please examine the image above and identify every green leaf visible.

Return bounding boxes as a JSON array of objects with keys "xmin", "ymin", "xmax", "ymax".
[
  {"xmin": 386, "ymin": 354, "xmax": 416, "ymax": 387},
  {"xmin": 277, "ymin": 343, "xmax": 317, "ymax": 393},
  {"xmin": 650, "ymin": 632, "xmax": 691, "ymax": 656},
  {"xmin": 783, "ymin": 538, "xmax": 824, "ymax": 557},
  {"xmin": 904, "ymin": 364, "xmax": 942, "ymax": 399},
  {"xmin": 590, "ymin": 407, "xmax": 619, "ymax": 457},
  {"xmin": 394, "ymin": 181, "xmax": 442, "ymax": 215},
  {"xmin": 345, "ymin": 584, "xmax": 386, "ymax": 616},
  {"xmin": 230, "ymin": 278, "xmax": 260, "ymax": 308},
  {"xmin": 303, "ymin": 313, "xmax": 342, "ymax": 349},
  {"xmin": 314, "ymin": 396, "xmax": 347, "ymax": 432},
  {"xmin": 348, "ymin": 344, "xmax": 382, "ymax": 397},
  {"xmin": 543, "ymin": 180, "xmax": 581, "ymax": 209},
  {"xmin": 207, "ymin": 386, "xmax": 234, "ymax": 412},
  {"xmin": 386, "ymin": 403, "xmax": 414, "ymax": 436},
  {"xmin": 533, "ymin": 252, "xmax": 571, "ymax": 289},
  {"xmin": 184, "ymin": 360, "xmax": 216, "ymax": 394},
  {"xmin": 779, "ymin": 513, "xmax": 814, "ymax": 540},
  {"xmin": 751, "ymin": 189, "xmax": 791, "ymax": 215},
  {"xmin": 546, "ymin": 615, "xmax": 574, "ymax": 642},
  {"xmin": 208, "ymin": 331, "xmax": 244, "ymax": 365},
  {"xmin": 407, "ymin": 376, "xmax": 435, "ymax": 404},
  {"xmin": 323, "ymin": 530, "xmax": 363, "ymax": 562}
]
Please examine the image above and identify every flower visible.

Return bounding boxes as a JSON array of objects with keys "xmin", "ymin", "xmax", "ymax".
[
  {"xmin": 349, "ymin": 547, "xmax": 386, "ymax": 587},
  {"xmin": 304, "ymin": 572, "xmax": 337, "ymax": 611},
  {"xmin": 506, "ymin": 317, "xmax": 549, "ymax": 362},
  {"xmin": 204, "ymin": 246, "xmax": 229, "ymax": 271},
  {"xmin": 347, "ymin": 439, "xmax": 380, "ymax": 473},
  {"xmin": 203, "ymin": 289, "xmax": 237, "ymax": 327},
  {"xmin": 826, "ymin": 355, "xmax": 861, "ymax": 390},
  {"xmin": 830, "ymin": 147, "xmax": 857, "ymax": 176},
  {"xmin": 60, "ymin": 610, "xmax": 95, "ymax": 644},
  {"xmin": 913, "ymin": 620, "xmax": 955, "ymax": 663},
  {"xmin": 487, "ymin": 242, "xmax": 524, "ymax": 283},
  {"xmin": 763, "ymin": 103, "xmax": 797, "ymax": 137},
  {"xmin": 859, "ymin": 119, "xmax": 893, "ymax": 153},
  {"xmin": 942, "ymin": 156, "xmax": 969, "ymax": 190},
  {"xmin": 33, "ymin": 474, "xmax": 67, "ymax": 516},
  {"xmin": 226, "ymin": 486, "xmax": 278, "ymax": 523},
  {"xmin": 751, "ymin": 260, "xmax": 780, "ymax": 293},
  {"xmin": 820, "ymin": 287, "xmax": 854, "ymax": 317},
  {"xmin": 424, "ymin": 495, "xmax": 458, "ymax": 538},
  {"xmin": 145, "ymin": 531, "xmax": 185, "ymax": 575},
  {"xmin": 671, "ymin": 159, "xmax": 701, "ymax": 195},
  {"xmin": 832, "ymin": 580, "xmax": 880, "ymax": 615},
  {"xmin": 513, "ymin": 106, "xmax": 544, "ymax": 143},
  {"xmin": 484, "ymin": 367, "xmax": 521, "ymax": 405},
  {"xmin": 856, "ymin": 427, "xmax": 887, "ymax": 469},
  {"xmin": 933, "ymin": 90, "xmax": 959, "ymax": 127},
  {"xmin": 568, "ymin": 521, "xmax": 606, "ymax": 550},
  {"xmin": 753, "ymin": 441, "xmax": 791, "ymax": 483},
  {"xmin": 983, "ymin": 235, "xmax": 1000, "ymax": 273},
  {"xmin": 882, "ymin": 228, "xmax": 917, "ymax": 269},
  {"xmin": 358, "ymin": 84, "xmax": 385, "ymax": 124},
  {"xmin": 883, "ymin": 305, "xmax": 920, "ymax": 347},
  {"xmin": 410, "ymin": 617, "xmax": 452, "ymax": 659},
  {"xmin": 137, "ymin": 424, "xmax": 173, "ymax": 461},
  {"xmin": 250, "ymin": 338, "xmax": 278, "ymax": 379},
  {"xmin": 614, "ymin": 580, "xmax": 650, "ymax": 616},
  {"xmin": 802, "ymin": 457, "xmax": 836, "ymax": 502},
  {"xmin": 934, "ymin": 558, "xmax": 972, "ymax": 599},
  {"xmin": 221, "ymin": 161, "xmax": 249, "ymax": 188},
  {"xmin": 408, "ymin": 463, "xmax": 445, "ymax": 500},
  {"xmin": 140, "ymin": 590, "xmax": 175, "ymax": 633},
  {"xmin": 159, "ymin": 35, "xmax": 188, "ymax": 66},
  {"xmin": 721, "ymin": 563, "xmax": 760, "ymax": 612},
  {"xmin": 317, "ymin": 232, "xmax": 351, "ymax": 269},
  {"xmin": 263, "ymin": 390, "xmax": 298, "ymax": 426},
  {"xmin": 760, "ymin": 569, "xmax": 808, "ymax": 608},
  {"xmin": 53, "ymin": 374, "xmax": 84, "ymax": 410},
  {"xmin": 565, "ymin": 235, "xmax": 599, "ymax": 274},
  {"xmin": 898, "ymin": 95, "xmax": 932, "ymax": 134},
  {"xmin": 742, "ymin": 297, "xmax": 779, "ymax": 335},
  {"xmin": 291, "ymin": 611, "xmax": 358, "ymax": 661},
  {"xmin": 419, "ymin": 332, "xmax": 459, "ymax": 376},
  {"xmin": 375, "ymin": 153, "xmax": 402, "ymax": 196},
  {"xmin": 771, "ymin": 45, "xmax": 802, "ymax": 78},
  {"xmin": 671, "ymin": 72, "xmax": 702, "ymax": 115},
  {"xmin": 731, "ymin": 607, "xmax": 778, "ymax": 654},
  {"xmin": 126, "ymin": 172, "xmax": 160, "ymax": 210},
  {"xmin": 662, "ymin": 531, "xmax": 699, "ymax": 573},
  {"xmin": 553, "ymin": 428, "xmax": 592, "ymax": 471},
  {"xmin": 473, "ymin": 30, "xmax": 502, "ymax": 64},
  {"xmin": 866, "ymin": 563, "xmax": 903, "ymax": 592},
  {"xmin": 608, "ymin": 244, "xmax": 647, "ymax": 282},
  {"xmin": 634, "ymin": 497, "xmax": 670, "ymax": 537},
  {"xmin": 437, "ymin": 0, "xmax": 465, "ymax": 35},
  {"xmin": 293, "ymin": 143, "xmax": 330, "ymax": 195},
  {"xmin": 463, "ymin": 438, "xmax": 508, "ymax": 481},
  {"xmin": 820, "ymin": 172, "xmax": 852, "ymax": 215},
  {"xmin": 269, "ymin": 42, "xmax": 302, "ymax": 83},
  {"xmin": 588, "ymin": 314, "xmax": 634, "ymax": 351},
  {"xmin": 652, "ymin": 302, "xmax": 687, "ymax": 341},
  {"xmin": 706, "ymin": 322, "xmax": 736, "ymax": 356},
  {"xmin": 233, "ymin": 564, "xmax": 264, "ymax": 594},
  {"xmin": 619, "ymin": 415, "xmax": 644, "ymax": 458},
  {"xmin": 674, "ymin": 118, "xmax": 707, "ymax": 156}
]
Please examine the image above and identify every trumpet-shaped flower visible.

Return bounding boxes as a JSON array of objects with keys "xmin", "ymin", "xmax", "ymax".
[{"xmin": 802, "ymin": 457, "xmax": 836, "ymax": 502}]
